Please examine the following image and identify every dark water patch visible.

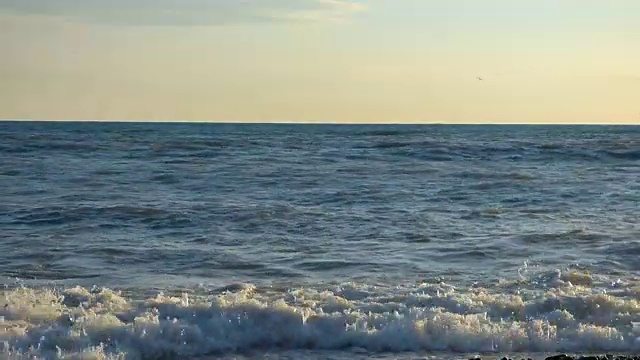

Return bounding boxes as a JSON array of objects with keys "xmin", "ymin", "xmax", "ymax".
[
  {"xmin": 144, "ymin": 214, "xmax": 195, "ymax": 230},
  {"xmin": 590, "ymin": 258, "xmax": 632, "ymax": 273},
  {"xmin": 603, "ymin": 150, "xmax": 640, "ymax": 160},
  {"xmin": 435, "ymin": 249, "xmax": 495, "ymax": 261},
  {"xmin": 364, "ymin": 141, "xmax": 415, "ymax": 149},
  {"xmin": 0, "ymin": 169, "xmax": 21, "ymax": 176},
  {"xmin": 518, "ymin": 229, "xmax": 603, "ymax": 244},
  {"xmin": 400, "ymin": 151, "xmax": 456, "ymax": 162},
  {"xmin": 95, "ymin": 223, "xmax": 131, "ymax": 230},
  {"xmin": 89, "ymin": 247, "xmax": 137, "ymax": 257},
  {"xmin": 55, "ymin": 193, "xmax": 113, "ymax": 203},
  {"xmin": 359, "ymin": 129, "xmax": 406, "ymax": 136},
  {"xmin": 67, "ymin": 176, "xmax": 108, "ymax": 187},
  {"xmin": 101, "ymin": 205, "xmax": 169, "ymax": 217},
  {"xmin": 603, "ymin": 241, "xmax": 640, "ymax": 256},
  {"xmin": 332, "ymin": 166, "xmax": 377, "ymax": 176},
  {"xmin": 169, "ymin": 257, "xmax": 300, "ymax": 278},
  {"xmin": 92, "ymin": 168, "xmax": 126, "ymax": 176},
  {"xmin": 460, "ymin": 208, "xmax": 503, "ymax": 219},
  {"xmin": 148, "ymin": 138, "xmax": 238, "ymax": 153},
  {"xmin": 397, "ymin": 232, "xmax": 432, "ymax": 244},
  {"xmin": 220, "ymin": 203, "xmax": 305, "ymax": 224},
  {"xmin": 468, "ymin": 180, "xmax": 524, "ymax": 191},
  {"xmin": 541, "ymin": 148, "xmax": 603, "ymax": 161},
  {"xmin": 9, "ymin": 205, "xmax": 176, "ymax": 227},
  {"xmin": 186, "ymin": 236, "xmax": 212, "ymax": 244},
  {"xmin": 11, "ymin": 211, "xmax": 73, "ymax": 226},
  {"xmin": 165, "ymin": 150, "xmax": 221, "ymax": 161},
  {"xmin": 517, "ymin": 208, "xmax": 557, "ymax": 215},
  {"xmin": 149, "ymin": 173, "xmax": 180, "ymax": 184},
  {"xmin": 25, "ymin": 141, "xmax": 102, "ymax": 153},
  {"xmin": 98, "ymin": 248, "xmax": 213, "ymax": 267},
  {"xmin": 3, "ymin": 264, "xmax": 100, "ymax": 281},
  {"xmin": 203, "ymin": 261, "xmax": 268, "ymax": 271},
  {"xmin": 538, "ymin": 142, "xmax": 565, "ymax": 150},
  {"xmin": 294, "ymin": 259, "xmax": 376, "ymax": 272},
  {"xmin": 0, "ymin": 144, "xmax": 29, "ymax": 154}
]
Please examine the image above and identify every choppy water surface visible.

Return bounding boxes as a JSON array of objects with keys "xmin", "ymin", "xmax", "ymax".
[{"xmin": 0, "ymin": 122, "xmax": 639, "ymax": 359}]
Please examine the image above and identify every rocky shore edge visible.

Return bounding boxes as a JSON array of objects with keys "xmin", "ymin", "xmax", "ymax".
[{"xmin": 468, "ymin": 355, "xmax": 640, "ymax": 360}]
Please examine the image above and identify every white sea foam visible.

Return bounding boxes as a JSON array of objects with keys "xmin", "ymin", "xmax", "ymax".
[{"xmin": 1, "ymin": 269, "xmax": 639, "ymax": 359}]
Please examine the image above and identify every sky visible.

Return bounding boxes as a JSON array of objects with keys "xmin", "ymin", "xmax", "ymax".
[{"xmin": 1, "ymin": 0, "xmax": 639, "ymax": 124}]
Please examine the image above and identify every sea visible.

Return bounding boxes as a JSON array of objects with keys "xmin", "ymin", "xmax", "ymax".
[{"xmin": 0, "ymin": 121, "xmax": 639, "ymax": 360}]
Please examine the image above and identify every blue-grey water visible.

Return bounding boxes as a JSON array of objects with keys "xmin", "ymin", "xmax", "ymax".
[{"xmin": 0, "ymin": 121, "xmax": 639, "ymax": 359}]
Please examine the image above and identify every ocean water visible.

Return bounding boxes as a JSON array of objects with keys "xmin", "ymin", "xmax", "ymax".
[{"xmin": 0, "ymin": 121, "xmax": 639, "ymax": 359}]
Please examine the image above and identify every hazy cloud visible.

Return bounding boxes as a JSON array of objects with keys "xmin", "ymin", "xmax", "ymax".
[{"xmin": 0, "ymin": 0, "xmax": 368, "ymax": 25}]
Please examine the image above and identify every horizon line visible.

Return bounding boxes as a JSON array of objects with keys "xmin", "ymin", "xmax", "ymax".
[{"xmin": 1, "ymin": 119, "xmax": 638, "ymax": 126}]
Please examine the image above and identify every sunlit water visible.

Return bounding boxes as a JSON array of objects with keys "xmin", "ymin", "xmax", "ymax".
[{"xmin": 1, "ymin": 122, "xmax": 639, "ymax": 359}]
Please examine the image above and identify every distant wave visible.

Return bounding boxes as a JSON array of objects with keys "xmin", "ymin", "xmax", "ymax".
[{"xmin": 604, "ymin": 150, "xmax": 640, "ymax": 160}]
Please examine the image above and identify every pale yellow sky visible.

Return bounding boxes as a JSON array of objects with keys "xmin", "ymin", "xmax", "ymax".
[{"xmin": 1, "ymin": 1, "xmax": 639, "ymax": 123}]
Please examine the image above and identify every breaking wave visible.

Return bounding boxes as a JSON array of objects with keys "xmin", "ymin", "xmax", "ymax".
[{"xmin": 2, "ymin": 269, "xmax": 640, "ymax": 359}]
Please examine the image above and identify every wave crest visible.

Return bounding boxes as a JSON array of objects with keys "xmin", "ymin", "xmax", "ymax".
[{"xmin": 2, "ymin": 273, "xmax": 640, "ymax": 358}]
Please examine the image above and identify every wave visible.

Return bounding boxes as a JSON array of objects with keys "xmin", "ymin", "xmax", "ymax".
[
  {"xmin": 7, "ymin": 205, "xmax": 184, "ymax": 228},
  {"xmin": 604, "ymin": 150, "xmax": 640, "ymax": 161},
  {"xmin": 1, "ymin": 270, "xmax": 639, "ymax": 359}
]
